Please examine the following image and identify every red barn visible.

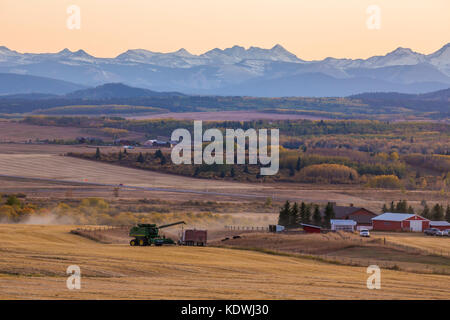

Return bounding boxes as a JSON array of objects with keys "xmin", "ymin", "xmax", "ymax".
[
  {"xmin": 429, "ymin": 221, "xmax": 450, "ymax": 231},
  {"xmin": 372, "ymin": 213, "xmax": 430, "ymax": 232},
  {"xmin": 301, "ymin": 224, "xmax": 321, "ymax": 233},
  {"xmin": 321, "ymin": 204, "xmax": 377, "ymax": 228}
]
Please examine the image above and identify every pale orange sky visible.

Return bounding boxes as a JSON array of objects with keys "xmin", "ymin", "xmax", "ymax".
[{"xmin": 0, "ymin": 0, "xmax": 449, "ymax": 60}]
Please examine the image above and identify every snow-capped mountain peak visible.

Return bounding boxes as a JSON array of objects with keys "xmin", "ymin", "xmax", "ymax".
[{"xmin": 0, "ymin": 43, "xmax": 449, "ymax": 96}]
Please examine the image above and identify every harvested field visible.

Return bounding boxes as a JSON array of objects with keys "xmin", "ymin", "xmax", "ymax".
[
  {"xmin": 213, "ymin": 232, "xmax": 450, "ymax": 274},
  {"xmin": 0, "ymin": 146, "xmax": 447, "ymax": 209},
  {"xmin": 0, "ymin": 121, "xmax": 94, "ymax": 143},
  {"xmin": 378, "ymin": 232, "xmax": 450, "ymax": 256},
  {"xmin": 0, "ymin": 120, "xmax": 145, "ymax": 142},
  {"xmin": 0, "ymin": 224, "xmax": 449, "ymax": 299}
]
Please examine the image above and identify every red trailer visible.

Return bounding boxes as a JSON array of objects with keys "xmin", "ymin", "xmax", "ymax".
[
  {"xmin": 301, "ymin": 223, "xmax": 322, "ymax": 233},
  {"xmin": 181, "ymin": 229, "xmax": 207, "ymax": 246}
]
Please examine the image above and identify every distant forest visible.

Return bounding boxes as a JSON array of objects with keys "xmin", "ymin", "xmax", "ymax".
[
  {"xmin": 1, "ymin": 90, "xmax": 449, "ymax": 120},
  {"xmin": 25, "ymin": 115, "xmax": 449, "ymax": 191}
]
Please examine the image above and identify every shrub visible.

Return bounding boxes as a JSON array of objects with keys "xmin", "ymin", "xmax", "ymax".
[
  {"xmin": 298, "ymin": 164, "xmax": 359, "ymax": 184},
  {"xmin": 367, "ymin": 175, "xmax": 403, "ymax": 189}
]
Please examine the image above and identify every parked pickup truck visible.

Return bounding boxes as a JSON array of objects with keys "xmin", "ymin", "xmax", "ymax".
[{"xmin": 424, "ymin": 228, "xmax": 443, "ymax": 236}]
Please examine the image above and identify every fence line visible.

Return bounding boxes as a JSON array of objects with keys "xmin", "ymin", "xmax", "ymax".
[{"xmin": 224, "ymin": 225, "xmax": 269, "ymax": 231}]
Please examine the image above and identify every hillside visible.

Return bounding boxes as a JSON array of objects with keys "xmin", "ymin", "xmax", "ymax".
[
  {"xmin": 65, "ymin": 83, "xmax": 184, "ymax": 99},
  {"xmin": 349, "ymin": 87, "xmax": 450, "ymax": 112},
  {"xmin": 0, "ymin": 73, "xmax": 85, "ymax": 95},
  {"xmin": 0, "ymin": 85, "xmax": 448, "ymax": 119}
]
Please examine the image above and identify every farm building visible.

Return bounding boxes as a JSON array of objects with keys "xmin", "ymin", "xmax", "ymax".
[
  {"xmin": 321, "ymin": 204, "xmax": 377, "ymax": 229},
  {"xmin": 330, "ymin": 219, "xmax": 356, "ymax": 232},
  {"xmin": 269, "ymin": 225, "xmax": 285, "ymax": 233},
  {"xmin": 301, "ymin": 224, "xmax": 321, "ymax": 233},
  {"xmin": 372, "ymin": 213, "xmax": 430, "ymax": 232},
  {"xmin": 143, "ymin": 138, "xmax": 178, "ymax": 148},
  {"xmin": 429, "ymin": 221, "xmax": 450, "ymax": 231}
]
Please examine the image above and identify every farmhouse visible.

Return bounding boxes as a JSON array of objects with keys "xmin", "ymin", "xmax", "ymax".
[
  {"xmin": 143, "ymin": 136, "xmax": 178, "ymax": 148},
  {"xmin": 372, "ymin": 213, "xmax": 430, "ymax": 232},
  {"xmin": 429, "ymin": 221, "xmax": 450, "ymax": 231},
  {"xmin": 330, "ymin": 219, "xmax": 356, "ymax": 232},
  {"xmin": 321, "ymin": 204, "xmax": 377, "ymax": 229}
]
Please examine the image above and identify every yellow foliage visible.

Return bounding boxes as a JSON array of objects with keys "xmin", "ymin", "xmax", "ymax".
[
  {"xmin": 298, "ymin": 164, "xmax": 358, "ymax": 184},
  {"xmin": 367, "ymin": 175, "xmax": 402, "ymax": 189}
]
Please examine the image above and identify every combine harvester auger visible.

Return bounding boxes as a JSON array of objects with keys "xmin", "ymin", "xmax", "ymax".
[{"xmin": 129, "ymin": 221, "xmax": 186, "ymax": 246}]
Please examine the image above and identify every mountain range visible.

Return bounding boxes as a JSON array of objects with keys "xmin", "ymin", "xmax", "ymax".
[{"xmin": 0, "ymin": 44, "xmax": 449, "ymax": 97}]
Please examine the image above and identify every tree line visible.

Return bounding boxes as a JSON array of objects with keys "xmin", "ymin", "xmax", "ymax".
[
  {"xmin": 278, "ymin": 201, "xmax": 336, "ymax": 229},
  {"xmin": 382, "ymin": 200, "xmax": 450, "ymax": 222}
]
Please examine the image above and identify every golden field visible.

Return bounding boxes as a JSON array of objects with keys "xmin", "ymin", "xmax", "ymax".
[
  {"xmin": 0, "ymin": 146, "xmax": 448, "ymax": 210},
  {"xmin": 0, "ymin": 224, "xmax": 449, "ymax": 300}
]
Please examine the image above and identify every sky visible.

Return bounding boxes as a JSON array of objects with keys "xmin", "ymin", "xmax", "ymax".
[{"xmin": 0, "ymin": 0, "xmax": 449, "ymax": 60}]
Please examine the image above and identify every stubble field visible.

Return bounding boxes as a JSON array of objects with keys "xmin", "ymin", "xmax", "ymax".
[{"xmin": 1, "ymin": 224, "xmax": 449, "ymax": 299}]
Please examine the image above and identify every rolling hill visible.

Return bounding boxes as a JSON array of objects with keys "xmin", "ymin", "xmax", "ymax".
[{"xmin": 0, "ymin": 73, "xmax": 85, "ymax": 95}]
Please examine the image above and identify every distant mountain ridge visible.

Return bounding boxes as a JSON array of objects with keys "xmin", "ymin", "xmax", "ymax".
[
  {"xmin": 65, "ymin": 83, "xmax": 184, "ymax": 99},
  {"xmin": 0, "ymin": 43, "xmax": 449, "ymax": 96},
  {"xmin": 349, "ymin": 87, "xmax": 450, "ymax": 112},
  {"xmin": 0, "ymin": 73, "xmax": 85, "ymax": 95}
]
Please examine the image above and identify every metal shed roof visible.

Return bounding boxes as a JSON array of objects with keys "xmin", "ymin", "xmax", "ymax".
[
  {"xmin": 371, "ymin": 212, "xmax": 419, "ymax": 221},
  {"xmin": 330, "ymin": 219, "xmax": 357, "ymax": 225},
  {"xmin": 430, "ymin": 221, "xmax": 450, "ymax": 226}
]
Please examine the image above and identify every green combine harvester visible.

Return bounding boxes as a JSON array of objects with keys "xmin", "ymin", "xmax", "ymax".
[{"xmin": 129, "ymin": 221, "xmax": 185, "ymax": 246}]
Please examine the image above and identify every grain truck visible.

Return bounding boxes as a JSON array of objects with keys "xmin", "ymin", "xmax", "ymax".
[{"xmin": 180, "ymin": 229, "xmax": 207, "ymax": 246}]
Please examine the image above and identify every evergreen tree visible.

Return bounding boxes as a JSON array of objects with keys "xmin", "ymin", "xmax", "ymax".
[
  {"xmin": 193, "ymin": 167, "xmax": 200, "ymax": 177},
  {"xmin": 290, "ymin": 202, "xmax": 299, "ymax": 227},
  {"xmin": 324, "ymin": 202, "xmax": 335, "ymax": 228},
  {"xmin": 137, "ymin": 152, "xmax": 144, "ymax": 163},
  {"xmin": 288, "ymin": 164, "xmax": 295, "ymax": 176},
  {"xmin": 123, "ymin": 148, "xmax": 127, "ymax": 154},
  {"xmin": 160, "ymin": 154, "xmax": 167, "ymax": 165},
  {"xmin": 278, "ymin": 201, "xmax": 291, "ymax": 227},
  {"xmin": 118, "ymin": 150, "xmax": 123, "ymax": 161},
  {"xmin": 395, "ymin": 200, "xmax": 408, "ymax": 213},
  {"xmin": 304, "ymin": 204, "xmax": 311, "ymax": 224},
  {"xmin": 445, "ymin": 205, "xmax": 450, "ymax": 223},
  {"xmin": 432, "ymin": 204, "xmax": 444, "ymax": 221},
  {"xmin": 313, "ymin": 204, "xmax": 322, "ymax": 226},
  {"xmin": 154, "ymin": 149, "xmax": 163, "ymax": 159},
  {"xmin": 422, "ymin": 203, "xmax": 430, "ymax": 219},
  {"xmin": 95, "ymin": 147, "xmax": 101, "ymax": 159},
  {"xmin": 389, "ymin": 201, "xmax": 395, "ymax": 212},
  {"xmin": 382, "ymin": 203, "xmax": 388, "ymax": 213},
  {"xmin": 407, "ymin": 206, "xmax": 415, "ymax": 214},
  {"xmin": 299, "ymin": 202, "xmax": 307, "ymax": 224},
  {"xmin": 296, "ymin": 157, "xmax": 301, "ymax": 171}
]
